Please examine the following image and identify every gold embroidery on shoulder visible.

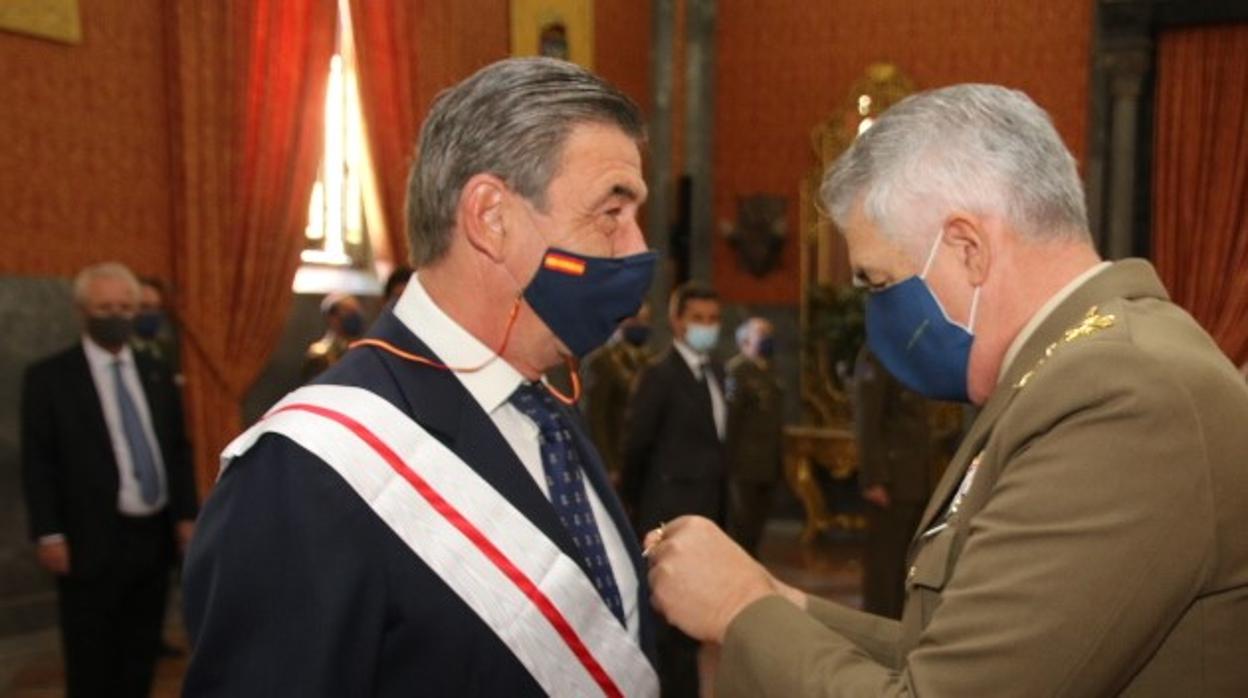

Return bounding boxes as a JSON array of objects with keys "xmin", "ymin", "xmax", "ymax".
[{"xmin": 1014, "ymin": 306, "xmax": 1116, "ymax": 389}]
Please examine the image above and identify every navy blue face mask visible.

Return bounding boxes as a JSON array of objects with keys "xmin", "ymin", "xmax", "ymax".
[
  {"xmin": 621, "ymin": 324, "xmax": 652, "ymax": 347},
  {"xmin": 756, "ymin": 335, "xmax": 776, "ymax": 359},
  {"xmin": 864, "ymin": 232, "xmax": 980, "ymax": 403},
  {"xmin": 523, "ymin": 247, "xmax": 658, "ymax": 358}
]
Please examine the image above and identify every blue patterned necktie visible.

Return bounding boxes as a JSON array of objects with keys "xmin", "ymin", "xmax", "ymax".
[
  {"xmin": 509, "ymin": 382, "xmax": 625, "ymax": 625},
  {"xmin": 111, "ymin": 360, "xmax": 161, "ymax": 505}
]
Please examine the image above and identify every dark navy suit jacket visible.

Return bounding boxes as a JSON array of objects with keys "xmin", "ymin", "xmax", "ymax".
[{"xmin": 182, "ymin": 311, "xmax": 656, "ymax": 697}]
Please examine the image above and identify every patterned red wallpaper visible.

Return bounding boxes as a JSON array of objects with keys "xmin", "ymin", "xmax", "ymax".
[
  {"xmin": 712, "ymin": 0, "xmax": 1094, "ymax": 304},
  {"xmin": 0, "ymin": 0, "xmax": 173, "ymax": 280}
]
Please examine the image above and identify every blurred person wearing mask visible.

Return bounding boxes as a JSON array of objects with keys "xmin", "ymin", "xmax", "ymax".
[
  {"xmin": 21, "ymin": 262, "xmax": 198, "ymax": 698},
  {"xmin": 301, "ymin": 292, "xmax": 366, "ymax": 381},
  {"xmin": 132, "ymin": 276, "xmax": 184, "ymax": 387},
  {"xmin": 724, "ymin": 317, "xmax": 784, "ymax": 556},
  {"xmin": 583, "ymin": 302, "xmax": 653, "ymax": 487},
  {"xmin": 621, "ymin": 281, "xmax": 726, "ymax": 697}
]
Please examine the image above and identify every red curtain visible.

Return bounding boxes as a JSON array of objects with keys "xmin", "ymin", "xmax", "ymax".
[
  {"xmin": 349, "ymin": 0, "xmax": 419, "ymax": 268},
  {"xmin": 1153, "ymin": 24, "xmax": 1248, "ymax": 367},
  {"xmin": 165, "ymin": 0, "xmax": 338, "ymax": 495}
]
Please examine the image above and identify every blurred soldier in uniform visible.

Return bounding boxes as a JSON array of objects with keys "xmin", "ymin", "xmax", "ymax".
[
  {"xmin": 724, "ymin": 317, "xmax": 784, "ymax": 556},
  {"xmin": 582, "ymin": 303, "xmax": 652, "ymax": 487},
  {"xmin": 851, "ymin": 346, "xmax": 932, "ymax": 619},
  {"xmin": 301, "ymin": 292, "xmax": 365, "ymax": 381}
]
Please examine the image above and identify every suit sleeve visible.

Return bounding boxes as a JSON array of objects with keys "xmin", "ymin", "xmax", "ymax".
[
  {"xmin": 162, "ymin": 366, "xmax": 199, "ymax": 520},
  {"xmin": 20, "ymin": 364, "xmax": 63, "ymax": 539},
  {"xmin": 620, "ymin": 362, "xmax": 667, "ymax": 515},
  {"xmin": 182, "ymin": 435, "xmax": 387, "ymax": 697},
  {"xmin": 717, "ymin": 342, "xmax": 1212, "ymax": 697}
]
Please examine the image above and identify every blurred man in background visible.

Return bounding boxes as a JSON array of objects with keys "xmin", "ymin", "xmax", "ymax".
[{"xmin": 724, "ymin": 317, "xmax": 784, "ymax": 556}]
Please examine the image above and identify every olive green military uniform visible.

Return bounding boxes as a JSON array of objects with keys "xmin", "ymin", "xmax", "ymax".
[
  {"xmin": 851, "ymin": 347, "xmax": 932, "ymax": 619},
  {"xmin": 300, "ymin": 335, "xmax": 349, "ymax": 383},
  {"xmin": 717, "ymin": 260, "xmax": 1248, "ymax": 696},
  {"xmin": 583, "ymin": 340, "xmax": 649, "ymax": 483},
  {"xmin": 724, "ymin": 354, "xmax": 785, "ymax": 555}
]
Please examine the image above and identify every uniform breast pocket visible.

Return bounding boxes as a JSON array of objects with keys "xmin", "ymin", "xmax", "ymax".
[{"xmin": 905, "ymin": 525, "xmax": 958, "ymax": 627}]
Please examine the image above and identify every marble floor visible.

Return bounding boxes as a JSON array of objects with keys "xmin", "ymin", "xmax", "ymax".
[{"xmin": 1, "ymin": 518, "xmax": 865, "ymax": 697}]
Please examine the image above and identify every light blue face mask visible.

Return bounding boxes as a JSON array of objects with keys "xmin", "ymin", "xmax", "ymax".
[
  {"xmin": 865, "ymin": 231, "xmax": 981, "ymax": 403},
  {"xmin": 684, "ymin": 323, "xmax": 720, "ymax": 354}
]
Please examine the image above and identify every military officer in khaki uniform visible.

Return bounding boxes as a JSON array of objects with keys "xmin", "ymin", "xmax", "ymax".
[
  {"xmin": 724, "ymin": 317, "xmax": 784, "ymax": 555},
  {"xmin": 851, "ymin": 346, "xmax": 932, "ymax": 619},
  {"xmin": 301, "ymin": 292, "xmax": 365, "ymax": 382},
  {"xmin": 645, "ymin": 84, "xmax": 1248, "ymax": 696},
  {"xmin": 582, "ymin": 304, "xmax": 652, "ymax": 486}
]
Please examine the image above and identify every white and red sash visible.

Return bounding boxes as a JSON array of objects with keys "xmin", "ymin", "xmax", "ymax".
[{"xmin": 221, "ymin": 384, "xmax": 658, "ymax": 698}]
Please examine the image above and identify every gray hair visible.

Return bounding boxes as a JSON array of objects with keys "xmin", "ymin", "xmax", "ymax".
[
  {"xmin": 735, "ymin": 317, "xmax": 764, "ymax": 349},
  {"xmin": 73, "ymin": 262, "xmax": 141, "ymax": 306},
  {"xmin": 407, "ymin": 57, "xmax": 645, "ymax": 267},
  {"xmin": 821, "ymin": 84, "xmax": 1089, "ymax": 252}
]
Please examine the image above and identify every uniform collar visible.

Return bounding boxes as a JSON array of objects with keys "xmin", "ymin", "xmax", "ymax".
[{"xmin": 998, "ymin": 261, "xmax": 1112, "ymax": 381}]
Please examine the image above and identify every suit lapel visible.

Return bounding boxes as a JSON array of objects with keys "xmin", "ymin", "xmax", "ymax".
[
  {"xmin": 668, "ymin": 350, "xmax": 719, "ymax": 439},
  {"xmin": 357, "ymin": 312, "xmax": 597, "ymax": 584},
  {"xmin": 69, "ymin": 347, "xmax": 119, "ymax": 477}
]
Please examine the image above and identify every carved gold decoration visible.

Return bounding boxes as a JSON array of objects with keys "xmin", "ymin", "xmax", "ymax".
[
  {"xmin": 783, "ymin": 425, "xmax": 862, "ymax": 544},
  {"xmin": 0, "ymin": 0, "xmax": 81, "ymax": 44},
  {"xmin": 788, "ymin": 65, "xmax": 916, "ymax": 543},
  {"xmin": 1015, "ymin": 306, "xmax": 1117, "ymax": 388}
]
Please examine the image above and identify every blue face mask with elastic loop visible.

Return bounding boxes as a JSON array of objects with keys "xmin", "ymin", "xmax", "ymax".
[
  {"xmin": 865, "ymin": 231, "xmax": 980, "ymax": 403},
  {"xmin": 523, "ymin": 247, "xmax": 658, "ymax": 358}
]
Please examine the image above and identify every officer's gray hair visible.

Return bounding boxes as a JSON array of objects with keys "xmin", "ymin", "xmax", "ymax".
[
  {"xmin": 406, "ymin": 57, "xmax": 645, "ymax": 267},
  {"xmin": 72, "ymin": 262, "xmax": 141, "ymax": 306},
  {"xmin": 820, "ymin": 84, "xmax": 1090, "ymax": 253}
]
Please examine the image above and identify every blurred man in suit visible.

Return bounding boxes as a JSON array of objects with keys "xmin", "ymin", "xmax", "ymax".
[
  {"xmin": 21, "ymin": 262, "xmax": 198, "ymax": 698},
  {"xmin": 724, "ymin": 317, "xmax": 784, "ymax": 556},
  {"xmin": 622, "ymin": 281, "xmax": 725, "ymax": 697},
  {"xmin": 646, "ymin": 84, "xmax": 1248, "ymax": 696},
  {"xmin": 851, "ymin": 346, "xmax": 933, "ymax": 619},
  {"xmin": 183, "ymin": 58, "xmax": 658, "ymax": 697},
  {"xmin": 582, "ymin": 302, "xmax": 652, "ymax": 487}
]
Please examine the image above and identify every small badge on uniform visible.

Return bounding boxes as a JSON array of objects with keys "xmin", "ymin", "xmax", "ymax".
[{"xmin": 947, "ymin": 452, "xmax": 983, "ymax": 517}]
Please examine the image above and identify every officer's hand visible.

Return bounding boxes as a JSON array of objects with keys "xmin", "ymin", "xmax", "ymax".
[
  {"xmin": 36, "ymin": 541, "xmax": 71, "ymax": 575},
  {"xmin": 863, "ymin": 484, "xmax": 891, "ymax": 509},
  {"xmin": 647, "ymin": 516, "xmax": 777, "ymax": 643}
]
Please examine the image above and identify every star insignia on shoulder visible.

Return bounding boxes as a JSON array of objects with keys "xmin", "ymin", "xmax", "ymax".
[{"xmin": 1015, "ymin": 306, "xmax": 1117, "ymax": 389}]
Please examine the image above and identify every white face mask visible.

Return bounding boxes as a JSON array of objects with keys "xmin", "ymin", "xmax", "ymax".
[{"xmin": 684, "ymin": 323, "xmax": 720, "ymax": 353}]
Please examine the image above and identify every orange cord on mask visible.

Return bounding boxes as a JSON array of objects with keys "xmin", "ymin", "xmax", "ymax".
[{"xmin": 347, "ymin": 297, "xmax": 582, "ymax": 406}]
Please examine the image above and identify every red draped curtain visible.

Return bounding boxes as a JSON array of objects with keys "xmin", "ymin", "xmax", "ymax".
[
  {"xmin": 1152, "ymin": 24, "xmax": 1248, "ymax": 367},
  {"xmin": 349, "ymin": 0, "xmax": 419, "ymax": 267},
  {"xmin": 165, "ymin": 0, "xmax": 338, "ymax": 495}
]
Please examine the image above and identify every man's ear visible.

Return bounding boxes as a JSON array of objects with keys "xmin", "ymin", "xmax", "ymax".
[
  {"xmin": 943, "ymin": 212, "xmax": 991, "ymax": 287},
  {"xmin": 458, "ymin": 173, "xmax": 509, "ymax": 263}
]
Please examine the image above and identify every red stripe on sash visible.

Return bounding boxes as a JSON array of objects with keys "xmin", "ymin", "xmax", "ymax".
[{"xmin": 271, "ymin": 403, "xmax": 623, "ymax": 698}]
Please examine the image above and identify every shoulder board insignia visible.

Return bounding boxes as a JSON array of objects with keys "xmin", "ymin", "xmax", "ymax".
[{"xmin": 1015, "ymin": 306, "xmax": 1116, "ymax": 389}]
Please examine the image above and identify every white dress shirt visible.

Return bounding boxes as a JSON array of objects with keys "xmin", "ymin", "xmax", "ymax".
[
  {"xmin": 393, "ymin": 276, "xmax": 640, "ymax": 640},
  {"xmin": 673, "ymin": 339, "xmax": 727, "ymax": 441},
  {"xmin": 81, "ymin": 337, "xmax": 169, "ymax": 516}
]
